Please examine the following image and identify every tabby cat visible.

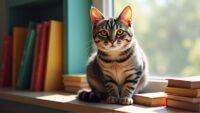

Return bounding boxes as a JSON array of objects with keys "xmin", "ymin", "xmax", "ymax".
[{"xmin": 78, "ymin": 6, "xmax": 149, "ymax": 105}]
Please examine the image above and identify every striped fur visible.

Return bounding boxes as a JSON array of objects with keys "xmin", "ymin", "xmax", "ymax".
[{"xmin": 78, "ymin": 6, "xmax": 149, "ymax": 105}]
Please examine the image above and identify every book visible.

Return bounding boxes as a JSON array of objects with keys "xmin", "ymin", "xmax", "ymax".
[
  {"xmin": 168, "ymin": 95, "xmax": 200, "ymax": 103},
  {"xmin": 64, "ymin": 82, "xmax": 89, "ymax": 88},
  {"xmin": 134, "ymin": 92, "xmax": 167, "ymax": 106},
  {"xmin": 30, "ymin": 24, "xmax": 42, "ymax": 91},
  {"xmin": 17, "ymin": 22, "xmax": 37, "ymax": 89},
  {"xmin": 44, "ymin": 20, "xmax": 63, "ymax": 91},
  {"xmin": 12, "ymin": 27, "xmax": 28, "ymax": 88},
  {"xmin": 167, "ymin": 76, "xmax": 200, "ymax": 89},
  {"xmin": 63, "ymin": 74, "xmax": 87, "ymax": 83},
  {"xmin": 34, "ymin": 22, "xmax": 50, "ymax": 91},
  {"xmin": 165, "ymin": 87, "xmax": 200, "ymax": 97},
  {"xmin": 0, "ymin": 36, "xmax": 13, "ymax": 87},
  {"xmin": 167, "ymin": 99, "xmax": 200, "ymax": 112}
]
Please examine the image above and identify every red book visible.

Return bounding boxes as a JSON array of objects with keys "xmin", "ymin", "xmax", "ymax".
[
  {"xmin": 30, "ymin": 24, "xmax": 42, "ymax": 91},
  {"xmin": 34, "ymin": 22, "xmax": 50, "ymax": 91},
  {"xmin": 0, "ymin": 36, "xmax": 13, "ymax": 87}
]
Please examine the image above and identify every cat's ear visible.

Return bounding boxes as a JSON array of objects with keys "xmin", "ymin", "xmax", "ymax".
[
  {"xmin": 90, "ymin": 7, "xmax": 105, "ymax": 25},
  {"xmin": 118, "ymin": 5, "xmax": 132, "ymax": 26}
]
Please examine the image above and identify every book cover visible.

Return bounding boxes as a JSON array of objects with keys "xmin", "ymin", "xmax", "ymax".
[
  {"xmin": 30, "ymin": 24, "xmax": 42, "ymax": 91},
  {"xmin": 17, "ymin": 22, "xmax": 37, "ymax": 89},
  {"xmin": 134, "ymin": 92, "xmax": 167, "ymax": 106},
  {"xmin": 12, "ymin": 27, "xmax": 28, "ymax": 88},
  {"xmin": 0, "ymin": 36, "xmax": 13, "ymax": 87},
  {"xmin": 44, "ymin": 20, "xmax": 63, "ymax": 91},
  {"xmin": 165, "ymin": 87, "xmax": 200, "ymax": 97},
  {"xmin": 167, "ymin": 99, "xmax": 200, "ymax": 112},
  {"xmin": 168, "ymin": 94, "xmax": 200, "ymax": 103},
  {"xmin": 34, "ymin": 22, "xmax": 50, "ymax": 91},
  {"xmin": 167, "ymin": 76, "xmax": 200, "ymax": 89}
]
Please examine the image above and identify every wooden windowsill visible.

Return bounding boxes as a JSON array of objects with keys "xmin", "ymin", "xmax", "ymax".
[{"xmin": 0, "ymin": 88, "xmax": 189, "ymax": 113}]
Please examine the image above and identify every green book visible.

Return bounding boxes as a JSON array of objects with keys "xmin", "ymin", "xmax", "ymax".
[{"xmin": 17, "ymin": 22, "xmax": 37, "ymax": 89}]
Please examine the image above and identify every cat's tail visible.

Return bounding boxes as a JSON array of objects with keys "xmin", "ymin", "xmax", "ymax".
[{"xmin": 78, "ymin": 90, "xmax": 104, "ymax": 102}]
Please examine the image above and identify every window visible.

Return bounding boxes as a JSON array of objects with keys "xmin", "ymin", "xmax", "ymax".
[{"xmin": 115, "ymin": 0, "xmax": 200, "ymax": 77}]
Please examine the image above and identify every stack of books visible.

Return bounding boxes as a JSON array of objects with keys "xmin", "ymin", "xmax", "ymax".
[
  {"xmin": 134, "ymin": 92, "xmax": 167, "ymax": 106},
  {"xmin": 63, "ymin": 75, "xmax": 90, "ymax": 93},
  {"xmin": 0, "ymin": 20, "xmax": 63, "ymax": 92},
  {"xmin": 165, "ymin": 76, "xmax": 200, "ymax": 112}
]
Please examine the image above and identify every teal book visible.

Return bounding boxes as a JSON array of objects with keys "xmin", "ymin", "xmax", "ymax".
[{"xmin": 17, "ymin": 22, "xmax": 37, "ymax": 89}]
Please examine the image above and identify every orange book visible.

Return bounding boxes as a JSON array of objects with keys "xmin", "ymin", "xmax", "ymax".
[
  {"xmin": 44, "ymin": 21, "xmax": 63, "ymax": 91},
  {"xmin": 168, "ymin": 95, "xmax": 200, "ymax": 103},
  {"xmin": 134, "ymin": 92, "xmax": 167, "ymax": 106},
  {"xmin": 167, "ymin": 99, "xmax": 200, "ymax": 112},
  {"xmin": 165, "ymin": 87, "xmax": 200, "ymax": 97},
  {"xmin": 63, "ymin": 74, "xmax": 87, "ymax": 83},
  {"xmin": 12, "ymin": 27, "xmax": 28, "ymax": 88},
  {"xmin": 30, "ymin": 24, "xmax": 42, "ymax": 91},
  {"xmin": 64, "ymin": 82, "xmax": 89, "ymax": 88},
  {"xmin": 167, "ymin": 76, "xmax": 200, "ymax": 89}
]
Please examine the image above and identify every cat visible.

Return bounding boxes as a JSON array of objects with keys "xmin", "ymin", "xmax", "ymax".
[{"xmin": 78, "ymin": 5, "xmax": 149, "ymax": 105}]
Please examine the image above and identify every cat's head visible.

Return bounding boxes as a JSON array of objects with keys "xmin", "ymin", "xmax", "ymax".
[{"xmin": 91, "ymin": 6, "xmax": 134, "ymax": 52}]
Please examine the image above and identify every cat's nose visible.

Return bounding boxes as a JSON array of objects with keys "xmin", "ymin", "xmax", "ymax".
[
  {"xmin": 109, "ymin": 39, "xmax": 115, "ymax": 44},
  {"xmin": 110, "ymin": 40, "xmax": 114, "ymax": 44}
]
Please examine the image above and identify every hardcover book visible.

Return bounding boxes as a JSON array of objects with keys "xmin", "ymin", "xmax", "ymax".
[
  {"xmin": 167, "ymin": 99, "xmax": 200, "ymax": 112},
  {"xmin": 168, "ymin": 94, "xmax": 200, "ymax": 103},
  {"xmin": 12, "ymin": 27, "xmax": 28, "ymax": 88},
  {"xmin": 17, "ymin": 22, "xmax": 37, "ymax": 89},
  {"xmin": 30, "ymin": 24, "xmax": 42, "ymax": 91},
  {"xmin": 134, "ymin": 92, "xmax": 167, "ymax": 106},
  {"xmin": 63, "ymin": 74, "xmax": 87, "ymax": 83},
  {"xmin": 167, "ymin": 76, "xmax": 200, "ymax": 89},
  {"xmin": 0, "ymin": 37, "xmax": 13, "ymax": 87},
  {"xmin": 44, "ymin": 21, "xmax": 63, "ymax": 91},
  {"xmin": 165, "ymin": 87, "xmax": 200, "ymax": 97},
  {"xmin": 34, "ymin": 22, "xmax": 50, "ymax": 91}
]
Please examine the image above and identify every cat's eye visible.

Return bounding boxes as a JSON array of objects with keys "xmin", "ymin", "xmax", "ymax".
[
  {"xmin": 100, "ymin": 30, "xmax": 108, "ymax": 36},
  {"xmin": 117, "ymin": 29, "xmax": 124, "ymax": 36}
]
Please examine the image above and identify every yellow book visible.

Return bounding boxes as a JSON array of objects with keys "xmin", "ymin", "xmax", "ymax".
[
  {"xmin": 165, "ymin": 87, "xmax": 200, "ymax": 97},
  {"xmin": 44, "ymin": 21, "xmax": 63, "ymax": 91},
  {"xmin": 12, "ymin": 27, "xmax": 28, "ymax": 88}
]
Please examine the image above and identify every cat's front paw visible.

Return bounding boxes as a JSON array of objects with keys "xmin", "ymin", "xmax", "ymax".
[
  {"xmin": 106, "ymin": 96, "xmax": 119, "ymax": 104},
  {"xmin": 119, "ymin": 97, "xmax": 134, "ymax": 105}
]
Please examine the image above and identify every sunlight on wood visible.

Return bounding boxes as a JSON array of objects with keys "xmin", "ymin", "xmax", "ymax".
[{"xmin": 36, "ymin": 94, "xmax": 77, "ymax": 103}]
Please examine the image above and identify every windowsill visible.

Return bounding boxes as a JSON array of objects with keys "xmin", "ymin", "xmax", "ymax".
[{"xmin": 0, "ymin": 88, "xmax": 188, "ymax": 113}]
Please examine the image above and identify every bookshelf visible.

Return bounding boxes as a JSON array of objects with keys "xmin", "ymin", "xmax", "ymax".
[{"xmin": 6, "ymin": 0, "xmax": 92, "ymax": 75}]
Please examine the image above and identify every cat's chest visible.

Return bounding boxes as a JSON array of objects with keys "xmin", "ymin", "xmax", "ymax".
[{"xmin": 100, "ymin": 61, "xmax": 131, "ymax": 84}]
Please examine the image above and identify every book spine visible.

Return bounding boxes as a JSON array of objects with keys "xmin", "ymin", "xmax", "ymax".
[
  {"xmin": 0, "ymin": 37, "xmax": 13, "ymax": 87},
  {"xmin": 17, "ymin": 29, "xmax": 36, "ymax": 89},
  {"xmin": 30, "ymin": 24, "xmax": 42, "ymax": 91},
  {"xmin": 34, "ymin": 22, "xmax": 50, "ymax": 91}
]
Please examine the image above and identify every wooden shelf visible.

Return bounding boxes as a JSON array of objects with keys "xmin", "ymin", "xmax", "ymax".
[{"xmin": 0, "ymin": 89, "xmax": 189, "ymax": 113}]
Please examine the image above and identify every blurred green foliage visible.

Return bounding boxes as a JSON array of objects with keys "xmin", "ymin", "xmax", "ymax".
[{"xmin": 115, "ymin": 0, "xmax": 200, "ymax": 77}]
